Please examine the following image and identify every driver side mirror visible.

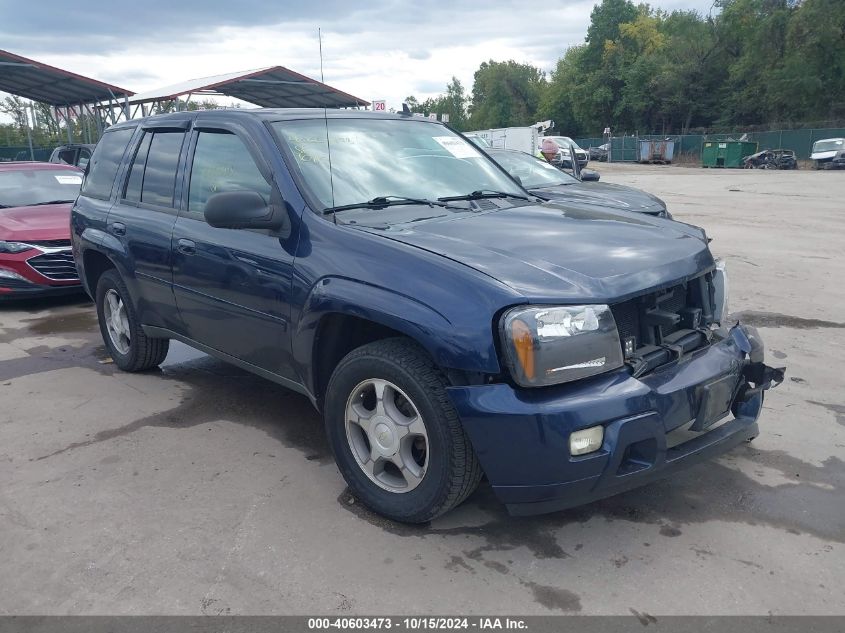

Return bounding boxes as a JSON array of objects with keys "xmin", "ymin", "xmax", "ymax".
[
  {"xmin": 580, "ymin": 169, "xmax": 600, "ymax": 182},
  {"xmin": 204, "ymin": 190, "xmax": 290, "ymax": 236}
]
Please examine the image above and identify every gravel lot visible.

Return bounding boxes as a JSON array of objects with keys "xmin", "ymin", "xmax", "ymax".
[{"xmin": 1, "ymin": 164, "xmax": 843, "ymax": 616}]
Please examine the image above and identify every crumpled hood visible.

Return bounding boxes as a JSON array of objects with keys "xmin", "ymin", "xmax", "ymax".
[
  {"xmin": 359, "ymin": 202, "xmax": 712, "ymax": 302},
  {"xmin": 531, "ymin": 181, "xmax": 666, "ymax": 214},
  {"xmin": 0, "ymin": 203, "xmax": 72, "ymax": 242}
]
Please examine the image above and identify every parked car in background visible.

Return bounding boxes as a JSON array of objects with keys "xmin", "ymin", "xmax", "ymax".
[
  {"xmin": 488, "ymin": 149, "xmax": 671, "ymax": 218},
  {"xmin": 0, "ymin": 162, "xmax": 83, "ymax": 298},
  {"xmin": 743, "ymin": 148, "xmax": 797, "ymax": 170},
  {"xmin": 589, "ymin": 143, "xmax": 609, "ymax": 162},
  {"xmin": 810, "ymin": 138, "xmax": 845, "ymax": 169},
  {"xmin": 539, "ymin": 136, "xmax": 589, "ymax": 169},
  {"xmin": 72, "ymin": 109, "xmax": 782, "ymax": 522},
  {"xmin": 49, "ymin": 144, "xmax": 96, "ymax": 170}
]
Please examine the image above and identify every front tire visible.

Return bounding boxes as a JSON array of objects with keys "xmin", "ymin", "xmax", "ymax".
[
  {"xmin": 95, "ymin": 269, "xmax": 169, "ymax": 372},
  {"xmin": 324, "ymin": 338, "xmax": 482, "ymax": 523}
]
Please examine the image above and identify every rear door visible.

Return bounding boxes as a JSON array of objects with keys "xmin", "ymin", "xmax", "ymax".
[
  {"xmin": 105, "ymin": 120, "xmax": 189, "ymax": 332},
  {"xmin": 171, "ymin": 120, "xmax": 296, "ymax": 376}
]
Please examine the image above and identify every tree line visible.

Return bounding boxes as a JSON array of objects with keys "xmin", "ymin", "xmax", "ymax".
[{"xmin": 406, "ymin": 0, "xmax": 845, "ymax": 136}]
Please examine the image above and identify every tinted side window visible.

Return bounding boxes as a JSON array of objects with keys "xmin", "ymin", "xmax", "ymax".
[
  {"xmin": 81, "ymin": 128, "xmax": 135, "ymax": 200},
  {"xmin": 141, "ymin": 132, "xmax": 185, "ymax": 207},
  {"xmin": 123, "ymin": 132, "xmax": 152, "ymax": 203},
  {"xmin": 57, "ymin": 149, "xmax": 76, "ymax": 165},
  {"xmin": 188, "ymin": 132, "xmax": 271, "ymax": 214},
  {"xmin": 77, "ymin": 148, "xmax": 92, "ymax": 170}
]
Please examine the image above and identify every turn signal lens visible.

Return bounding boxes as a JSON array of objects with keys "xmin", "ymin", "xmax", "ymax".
[
  {"xmin": 570, "ymin": 425, "xmax": 604, "ymax": 456},
  {"xmin": 510, "ymin": 319, "xmax": 535, "ymax": 381}
]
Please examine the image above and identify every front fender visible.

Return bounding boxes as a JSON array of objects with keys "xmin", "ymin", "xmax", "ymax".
[{"xmin": 292, "ymin": 276, "xmax": 502, "ymax": 393}]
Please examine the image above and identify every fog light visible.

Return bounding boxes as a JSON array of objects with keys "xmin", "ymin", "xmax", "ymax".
[
  {"xmin": 0, "ymin": 267, "xmax": 27, "ymax": 281},
  {"xmin": 570, "ymin": 425, "xmax": 604, "ymax": 456}
]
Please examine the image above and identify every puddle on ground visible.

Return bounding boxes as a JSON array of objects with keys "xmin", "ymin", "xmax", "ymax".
[
  {"xmin": 807, "ymin": 400, "xmax": 845, "ymax": 427},
  {"xmin": 19, "ymin": 309, "xmax": 97, "ymax": 336},
  {"xmin": 730, "ymin": 311, "xmax": 845, "ymax": 329}
]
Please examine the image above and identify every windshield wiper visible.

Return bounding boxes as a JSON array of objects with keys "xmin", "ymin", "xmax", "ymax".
[
  {"xmin": 322, "ymin": 195, "xmax": 460, "ymax": 215},
  {"xmin": 27, "ymin": 200, "xmax": 75, "ymax": 206},
  {"xmin": 438, "ymin": 189, "xmax": 531, "ymax": 202}
]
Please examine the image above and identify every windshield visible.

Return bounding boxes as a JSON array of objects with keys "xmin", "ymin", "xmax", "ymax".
[
  {"xmin": 490, "ymin": 151, "xmax": 578, "ymax": 188},
  {"xmin": 0, "ymin": 168, "xmax": 82, "ymax": 208},
  {"xmin": 271, "ymin": 118, "xmax": 524, "ymax": 210},
  {"xmin": 813, "ymin": 139, "xmax": 845, "ymax": 152}
]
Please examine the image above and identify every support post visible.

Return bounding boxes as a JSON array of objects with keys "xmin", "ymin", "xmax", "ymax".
[
  {"xmin": 65, "ymin": 106, "xmax": 73, "ymax": 144},
  {"xmin": 25, "ymin": 105, "xmax": 35, "ymax": 161}
]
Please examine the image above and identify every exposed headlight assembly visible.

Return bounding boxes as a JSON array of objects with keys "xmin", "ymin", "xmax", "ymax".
[
  {"xmin": 0, "ymin": 241, "xmax": 34, "ymax": 254},
  {"xmin": 501, "ymin": 305, "xmax": 624, "ymax": 387}
]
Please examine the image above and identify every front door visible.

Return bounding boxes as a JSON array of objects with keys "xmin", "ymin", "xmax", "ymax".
[{"xmin": 171, "ymin": 124, "xmax": 297, "ymax": 377}]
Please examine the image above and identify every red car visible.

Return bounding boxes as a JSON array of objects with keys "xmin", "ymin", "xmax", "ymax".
[{"xmin": 0, "ymin": 162, "xmax": 83, "ymax": 298}]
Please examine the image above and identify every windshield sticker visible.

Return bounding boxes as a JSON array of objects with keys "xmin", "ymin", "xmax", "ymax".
[
  {"xmin": 55, "ymin": 174, "xmax": 82, "ymax": 185},
  {"xmin": 433, "ymin": 136, "xmax": 480, "ymax": 159}
]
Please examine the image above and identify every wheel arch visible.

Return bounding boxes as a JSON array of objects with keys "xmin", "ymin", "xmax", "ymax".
[
  {"xmin": 295, "ymin": 276, "xmax": 499, "ymax": 410},
  {"xmin": 81, "ymin": 248, "xmax": 117, "ymax": 298}
]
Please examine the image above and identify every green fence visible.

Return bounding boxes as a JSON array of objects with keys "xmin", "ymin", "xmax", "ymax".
[
  {"xmin": 0, "ymin": 146, "xmax": 55, "ymax": 162},
  {"xmin": 576, "ymin": 127, "xmax": 845, "ymax": 161}
]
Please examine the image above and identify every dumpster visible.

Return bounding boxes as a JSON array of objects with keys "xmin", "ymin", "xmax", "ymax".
[
  {"xmin": 702, "ymin": 140, "xmax": 758, "ymax": 168},
  {"xmin": 639, "ymin": 140, "xmax": 675, "ymax": 163},
  {"xmin": 609, "ymin": 136, "xmax": 638, "ymax": 162}
]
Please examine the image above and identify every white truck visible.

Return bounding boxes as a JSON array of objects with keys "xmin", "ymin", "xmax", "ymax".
[{"xmin": 467, "ymin": 121, "xmax": 553, "ymax": 155}]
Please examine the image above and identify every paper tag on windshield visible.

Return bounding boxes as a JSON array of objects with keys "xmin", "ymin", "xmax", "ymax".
[
  {"xmin": 55, "ymin": 174, "xmax": 82, "ymax": 185},
  {"xmin": 433, "ymin": 136, "xmax": 479, "ymax": 159}
]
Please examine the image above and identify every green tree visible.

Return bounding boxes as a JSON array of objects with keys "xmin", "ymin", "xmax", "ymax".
[
  {"xmin": 468, "ymin": 60, "xmax": 546, "ymax": 129},
  {"xmin": 538, "ymin": 47, "xmax": 585, "ymax": 135},
  {"xmin": 582, "ymin": 0, "xmax": 639, "ymax": 71},
  {"xmin": 410, "ymin": 78, "xmax": 470, "ymax": 130}
]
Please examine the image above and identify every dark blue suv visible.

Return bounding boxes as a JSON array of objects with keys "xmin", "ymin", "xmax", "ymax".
[{"xmin": 71, "ymin": 109, "xmax": 782, "ymax": 522}]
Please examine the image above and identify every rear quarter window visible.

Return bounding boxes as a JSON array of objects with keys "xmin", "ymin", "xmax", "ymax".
[{"xmin": 80, "ymin": 128, "xmax": 135, "ymax": 200}]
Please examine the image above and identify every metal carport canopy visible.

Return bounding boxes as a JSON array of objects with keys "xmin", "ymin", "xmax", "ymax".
[
  {"xmin": 126, "ymin": 66, "xmax": 369, "ymax": 108},
  {"xmin": 0, "ymin": 49, "xmax": 133, "ymax": 105}
]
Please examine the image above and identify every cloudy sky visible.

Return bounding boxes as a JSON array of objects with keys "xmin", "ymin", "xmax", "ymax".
[{"xmin": 3, "ymin": 0, "xmax": 718, "ymax": 111}]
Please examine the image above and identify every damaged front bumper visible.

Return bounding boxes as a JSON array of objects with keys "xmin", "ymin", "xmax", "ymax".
[{"xmin": 447, "ymin": 323, "xmax": 784, "ymax": 516}]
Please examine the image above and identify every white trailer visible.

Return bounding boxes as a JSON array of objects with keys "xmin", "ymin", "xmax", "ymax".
[{"xmin": 468, "ymin": 121, "xmax": 553, "ymax": 155}]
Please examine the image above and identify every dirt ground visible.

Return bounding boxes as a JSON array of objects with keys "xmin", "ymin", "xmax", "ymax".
[{"xmin": 1, "ymin": 163, "xmax": 843, "ymax": 615}]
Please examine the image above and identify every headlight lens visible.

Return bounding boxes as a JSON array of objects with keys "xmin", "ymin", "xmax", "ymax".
[
  {"xmin": 501, "ymin": 305, "xmax": 624, "ymax": 387},
  {"xmin": 713, "ymin": 259, "xmax": 729, "ymax": 325},
  {"xmin": 0, "ymin": 241, "xmax": 34, "ymax": 254}
]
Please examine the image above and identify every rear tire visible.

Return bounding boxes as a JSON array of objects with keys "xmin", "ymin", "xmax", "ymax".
[
  {"xmin": 96, "ymin": 269, "xmax": 169, "ymax": 372},
  {"xmin": 324, "ymin": 338, "xmax": 482, "ymax": 523}
]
